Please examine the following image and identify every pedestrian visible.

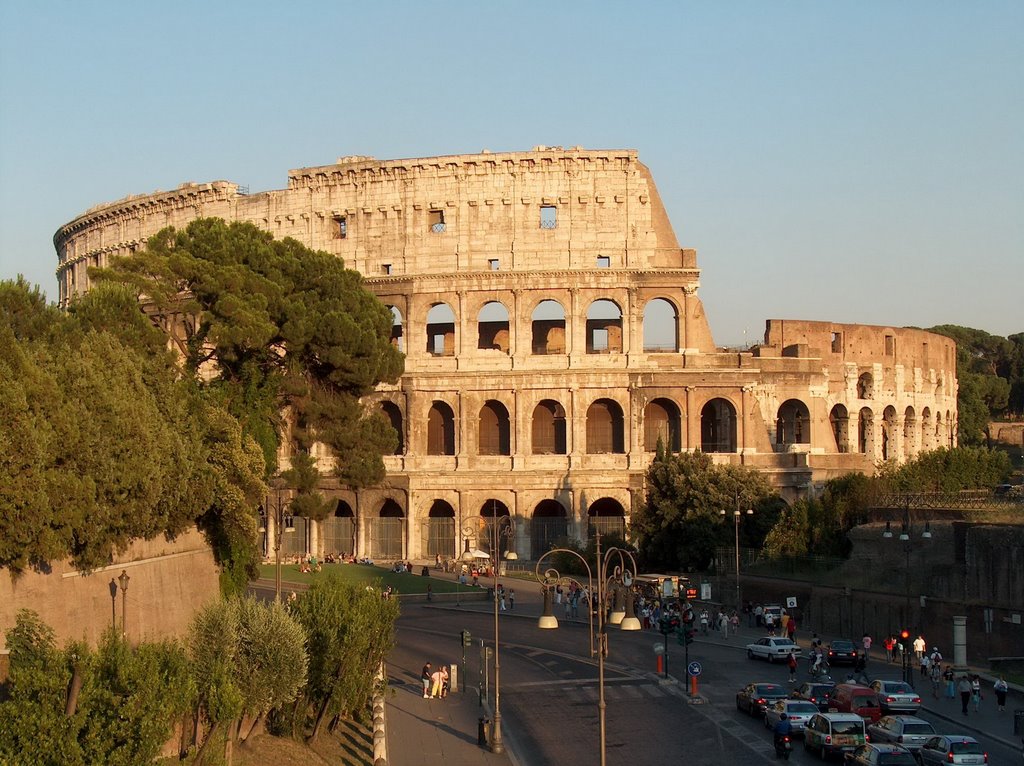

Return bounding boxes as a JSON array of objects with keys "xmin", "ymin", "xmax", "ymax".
[
  {"xmin": 919, "ymin": 652, "xmax": 930, "ymax": 678},
  {"xmin": 971, "ymin": 675, "xmax": 982, "ymax": 712},
  {"xmin": 555, "ymin": 584, "xmax": 563, "ymax": 605},
  {"xmin": 994, "ymin": 677, "xmax": 1009, "ymax": 711},
  {"xmin": 862, "ymin": 633, "xmax": 872, "ymax": 658},
  {"xmin": 509, "ymin": 589, "xmax": 515, "ymax": 610},
  {"xmin": 431, "ymin": 666, "xmax": 449, "ymax": 698},
  {"xmin": 421, "ymin": 662, "xmax": 433, "ymax": 698},
  {"xmin": 754, "ymin": 603, "xmax": 764, "ymax": 627},
  {"xmin": 699, "ymin": 609, "xmax": 710, "ymax": 635},
  {"xmin": 884, "ymin": 635, "xmax": 896, "ymax": 663},
  {"xmin": 564, "ymin": 592, "xmax": 572, "ymax": 619},
  {"xmin": 719, "ymin": 611, "xmax": 729, "ymax": 639},
  {"xmin": 958, "ymin": 675, "xmax": 972, "ymax": 716},
  {"xmin": 913, "ymin": 634, "xmax": 926, "ymax": 660},
  {"xmin": 788, "ymin": 651, "xmax": 798, "ymax": 683},
  {"xmin": 500, "ymin": 591, "xmax": 507, "ymax": 611},
  {"xmin": 786, "ymin": 616, "xmax": 797, "ymax": 642},
  {"xmin": 764, "ymin": 610, "xmax": 776, "ymax": 636},
  {"xmin": 570, "ymin": 591, "xmax": 579, "ymax": 619},
  {"xmin": 944, "ymin": 666, "xmax": 956, "ymax": 699},
  {"xmin": 930, "ymin": 662, "xmax": 942, "ymax": 699},
  {"xmin": 854, "ymin": 653, "xmax": 869, "ymax": 684},
  {"xmin": 730, "ymin": 610, "xmax": 740, "ymax": 636},
  {"xmin": 426, "ymin": 584, "xmax": 433, "ymax": 602},
  {"xmin": 929, "ymin": 647, "xmax": 943, "ymax": 667}
]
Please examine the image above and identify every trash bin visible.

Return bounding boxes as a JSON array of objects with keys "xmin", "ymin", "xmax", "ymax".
[
  {"xmin": 478, "ymin": 717, "xmax": 490, "ymax": 747},
  {"xmin": 1014, "ymin": 708, "xmax": 1024, "ymax": 736}
]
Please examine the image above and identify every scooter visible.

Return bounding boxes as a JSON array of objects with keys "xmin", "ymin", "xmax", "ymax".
[{"xmin": 773, "ymin": 735, "xmax": 792, "ymax": 760}]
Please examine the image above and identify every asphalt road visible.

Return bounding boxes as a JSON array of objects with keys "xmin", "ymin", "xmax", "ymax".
[{"xmin": 395, "ymin": 602, "xmax": 1023, "ymax": 766}]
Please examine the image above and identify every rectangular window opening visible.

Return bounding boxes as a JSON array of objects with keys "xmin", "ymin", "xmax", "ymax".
[
  {"xmin": 488, "ymin": 258, "xmax": 500, "ymax": 271},
  {"xmin": 831, "ymin": 332, "xmax": 843, "ymax": 354},
  {"xmin": 382, "ymin": 263, "xmax": 392, "ymax": 275},
  {"xmin": 429, "ymin": 210, "xmax": 446, "ymax": 233},
  {"xmin": 885, "ymin": 335, "xmax": 895, "ymax": 356},
  {"xmin": 333, "ymin": 215, "xmax": 347, "ymax": 239},
  {"xmin": 596, "ymin": 255, "xmax": 611, "ymax": 268},
  {"xmin": 592, "ymin": 328, "xmax": 609, "ymax": 352},
  {"xmin": 540, "ymin": 205, "xmax": 557, "ymax": 229}
]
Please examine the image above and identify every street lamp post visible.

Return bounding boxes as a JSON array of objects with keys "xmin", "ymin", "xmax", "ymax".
[
  {"xmin": 260, "ymin": 489, "xmax": 296, "ymax": 603},
  {"xmin": 882, "ymin": 498, "xmax": 931, "ymax": 684},
  {"xmin": 460, "ymin": 511, "xmax": 517, "ymax": 754},
  {"xmin": 720, "ymin": 499, "xmax": 753, "ymax": 612},
  {"xmin": 534, "ymin": 533, "xmax": 642, "ymax": 766},
  {"xmin": 117, "ymin": 569, "xmax": 130, "ymax": 640}
]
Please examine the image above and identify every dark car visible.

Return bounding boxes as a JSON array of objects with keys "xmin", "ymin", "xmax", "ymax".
[
  {"xmin": 792, "ymin": 681, "xmax": 837, "ymax": 711},
  {"xmin": 866, "ymin": 716, "xmax": 936, "ymax": 752},
  {"xmin": 828, "ymin": 638, "xmax": 860, "ymax": 665},
  {"xmin": 869, "ymin": 681, "xmax": 922, "ymax": 714},
  {"xmin": 736, "ymin": 682, "xmax": 789, "ymax": 716},
  {"xmin": 843, "ymin": 743, "xmax": 917, "ymax": 765}
]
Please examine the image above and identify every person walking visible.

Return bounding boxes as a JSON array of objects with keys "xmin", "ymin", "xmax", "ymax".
[
  {"xmin": 944, "ymin": 666, "xmax": 956, "ymax": 699},
  {"xmin": 971, "ymin": 675, "xmax": 982, "ymax": 712},
  {"xmin": 421, "ymin": 662, "xmax": 433, "ymax": 698},
  {"xmin": 884, "ymin": 635, "xmax": 896, "ymax": 663},
  {"xmin": 919, "ymin": 652, "xmax": 930, "ymax": 679},
  {"xmin": 930, "ymin": 662, "xmax": 942, "ymax": 699},
  {"xmin": 994, "ymin": 677, "xmax": 1009, "ymax": 711},
  {"xmin": 509, "ymin": 588, "xmax": 515, "ymax": 610},
  {"xmin": 853, "ymin": 653, "xmax": 869, "ymax": 684},
  {"xmin": 913, "ymin": 634, "xmax": 926, "ymax": 661},
  {"xmin": 788, "ymin": 651, "xmax": 798, "ymax": 683},
  {"xmin": 430, "ymin": 666, "xmax": 449, "ymax": 699},
  {"xmin": 958, "ymin": 675, "xmax": 972, "ymax": 716},
  {"xmin": 786, "ymin": 616, "xmax": 797, "ymax": 642},
  {"xmin": 862, "ymin": 633, "xmax": 872, "ymax": 659}
]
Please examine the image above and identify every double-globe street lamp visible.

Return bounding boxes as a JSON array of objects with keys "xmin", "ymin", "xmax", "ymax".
[
  {"xmin": 460, "ymin": 511, "xmax": 517, "ymax": 754},
  {"xmin": 259, "ymin": 488, "xmax": 296, "ymax": 603},
  {"xmin": 720, "ymin": 499, "xmax": 754, "ymax": 612},
  {"xmin": 535, "ymin": 533, "xmax": 641, "ymax": 766},
  {"xmin": 882, "ymin": 497, "xmax": 932, "ymax": 683}
]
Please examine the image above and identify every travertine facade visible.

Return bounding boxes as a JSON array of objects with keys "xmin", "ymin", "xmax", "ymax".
[{"xmin": 54, "ymin": 147, "xmax": 958, "ymax": 562}]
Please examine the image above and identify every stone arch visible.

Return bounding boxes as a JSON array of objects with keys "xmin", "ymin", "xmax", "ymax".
[
  {"xmin": 586, "ymin": 299, "xmax": 623, "ymax": 354},
  {"xmin": 921, "ymin": 407, "xmax": 933, "ymax": 451},
  {"xmin": 830, "ymin": 404, "xmax": 850, "ymax": 453},
  {"xmin": 371, "ymin": 499, "xmax": 405, "ymax": 559},
  {"xmin": 857, "ymin": 372, "xmax": 873, "ymax": 399},
  {"xmin": 479, "ymin": 400, "xmax": 511, "ymax": 455},
  {"xmin": 379, "ymin": 400, "xmax": 404, "ymax": 454},
  {"xmin": 903, "ymin": 406, "xmax": 917, "ymax": 458},
  {"xmin": 388, "ymin": 305, "xmax": 405, "ymax": 353},
  {"xmin": 642, "ymin": 297, "xmax": 678, "ymax": 352},
  {"xmin": 700, "ymin": 398, "xmax": 737, "ymax": 453},
  {"xmin": 321, "ymin": 499, "xmax": 355, "ymax": 556},
  {"xmin": 476, "ymin": 499, "xmax": 513, "ymax": 558},
  {"xmin": 424, "ymin": 500, "xmax": 456, "ymax": 560},
  {"xmin": 881, "ymin": 405, "xmax": 898, "ymax": 461},
  {"xmin": 586, "ymin": 398, "xmax": 625, "ymax": 453},
  {"xmin": 531, "ymin": 300, "xmax": 566, "ymax": 355},
  {"xmin": 776, "ymin": 398, "xmax": 811, "ymax": 449},
  {"xmin": 532, "ymin": 399, "xmax": 567, "ymax": 454},
  {"xmin": 531, "ymin": 499, "xmax": 568, "ymax": 557},
  {"xmin": 426, "ymin": 302, "xmax": 456, "ymax": 356},
  {"xmin": 477, "ymin": 301, "xmax": 510, "ymax": 353},
  {"xmin": 588, "ymin": 497, "xmax": 626, "ymax": 539},
  {"xmin": 858, "ymin": 407, "xmax": 874, "ymax": 455},
  {"xmin": 643, "ymin": 397, "xmax": 682, "ymax": 452},
  {"xmin": 427, "ymin": 401, "xmax": 456, "ymax": 455}
]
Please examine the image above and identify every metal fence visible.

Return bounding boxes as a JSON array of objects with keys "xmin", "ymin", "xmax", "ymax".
[{"xmin": 370, "ymin": 518, "xmax": 404, "ymax": 559}]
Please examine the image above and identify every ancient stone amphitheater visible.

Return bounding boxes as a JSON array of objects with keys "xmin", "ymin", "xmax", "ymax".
[{"xmin": 54, "ymin": 147, "xmax": 958, "ymax": 562}]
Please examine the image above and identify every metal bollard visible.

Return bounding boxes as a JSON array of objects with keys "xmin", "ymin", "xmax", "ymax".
[{"xmin": 478, "ymin": 717, "xmax": 490, "ymax": 747}]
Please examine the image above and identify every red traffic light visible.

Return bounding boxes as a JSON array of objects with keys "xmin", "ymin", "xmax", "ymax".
[{"xmin": 900, "ymin": 629, "xmax": 910, "ymax": 640}]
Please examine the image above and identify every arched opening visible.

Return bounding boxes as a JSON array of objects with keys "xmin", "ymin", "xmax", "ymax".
[
  {"xmin": 857, "ymin": 372, "xmax": 873, "ymax": 399},
  {"xmin": 586, "ymin": 398, "xmax": 625, "ymax": 454},
  {"xmin": 476, "ymin": 500, "xmax": 512, "ymax": 558},
  {"xmin": 531, "ymin": 499, "xmax": 568, "ymax": 556},
  {"xmin": 776, "ymin": 399, "xmax": 811, "ymax": 449},
  {"xmin": 424, "ymin": 500, "xmax": 455, "ymax": 560},
  {"xmin": 532, "ymin": 399, "xmax": 567, "ymax": 454},
  {"xmin": 903, "ymin": 407, "xmax": 917, "ymax": 458},
  {"xmin": 700, "ymin": 398, "xmax": 737, "ymax": 453},
  {"xmin": 477, "ymin": 301, "xmax": 510, "ymax": 353},
  {"xmin": 829, "ymin": 404, "xmax": 850, "ymax": 453},
  {"xmin": 388, "ymin": 305, "xmax": 405, "ymax": 352},
  {"xmin": 882, "ymin": 406, "xmax": 898, "ymax": 461},
  {"xmin": 479, "ymin": 400, "xmax": 511, "ymax": 455},
  {"xmin": 588, "ymin": 497, "xmax": 626, "ymax": 539},
  {"xmin": 427, "ymin": 401, "xmax": 456, "ymax": 455},
  {"xmin": 426, "ymin": 303, "xmax": 456, "ymax": 357},
  {"xmin": 858, "ymin": 407, "xmax": 874, "ymax": 455},
  {"xmin": 586, "ymin": 299, "xmax": 623, "ymax": 354},
  {"xmin": 321, "ymin": 500, "xmax": 355, "ymax": 556},
  {"xmin": 921, "ymin": 407, "xmax": 933, "ymax": 451},
  {"xmin": 371, "ymin": 499, "xmax": 405, "ymax": 559},
  {"xmin": 643, "ymin": 398, "xmax": 682, "ymax": 452},
  {"xmin": 380, "ymin": 401, "xmax": 404, "ymax": 454},
  {"xmin": 946, "ymin": 410, "xmax": 955, "ymax": 448},
  {"xmin": 642, "ymin": 298, "xmax": 679, "ymax": 352},
  {"xmin": 531, "ymin": 300, "xmax": 566, "ymax": 355},
  {"xmin": 280, "ymin": 514, "xmax": 308, "ymax": 559}
]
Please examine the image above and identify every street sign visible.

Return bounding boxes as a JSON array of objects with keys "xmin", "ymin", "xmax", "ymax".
[
  {"xmin": 700, "ymin": 583, "xmax": 711, "ymax": 600},
  {"xmin": 786, "ymin": 597, "xmax": 798, "ymax": 609},
  {"xmin": 687, "ymin": 661, "xmax": 702, "ymax": 677}
]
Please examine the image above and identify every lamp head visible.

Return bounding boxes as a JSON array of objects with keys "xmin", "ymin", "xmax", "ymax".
[
  {"xmin": 538, "ymin": 586, "xmax": 559, "ymax": 629},
  {"xmin": 118, "ymin": 570, "xmax": 130, "ymax": 591}
]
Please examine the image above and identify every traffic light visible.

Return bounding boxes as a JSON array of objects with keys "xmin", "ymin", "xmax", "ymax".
[
  {"xmin": 677, "ymin": 627, "xmax": 694, "ymax": 646},
  {"xmin": 658, "ymin": 617, "xmax": 672, "ymax": 635},
  {"xmin": 460, "ymin": 630, "xmax": 472, "ymax": 647}
]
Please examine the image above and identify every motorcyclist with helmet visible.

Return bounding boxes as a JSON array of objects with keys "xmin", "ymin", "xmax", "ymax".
[{"xmin": 773, "ymin": 712, "xmax": 793, "ymax": 758}]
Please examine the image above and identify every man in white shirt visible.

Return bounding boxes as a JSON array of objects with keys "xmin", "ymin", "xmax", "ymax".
[{"xmin": 913, "ymin": 635, "xmax": 926, "ymax": 659}]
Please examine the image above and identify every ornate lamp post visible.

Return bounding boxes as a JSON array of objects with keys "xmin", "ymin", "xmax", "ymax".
[
  {"xmin": 259, "ymin": 488, "xmax": 296, "ymax": 603},
  {"xmin": 720, "ymin": 498, "xmax": 753, "ymax": 612},
  {"xmin": 534, "ymin": 533, "xmax": 641, "ymax": 766},
  {"xmin": 460, "ymin": 510, "xmax": 517, "ymax": 754},
  {"xmin": 882, "ymin": 497, "xmax": 931, "ymax": 683},
  {"xmin": 117, "ymin": 569, "xmax": 130, "ymax": 640}
]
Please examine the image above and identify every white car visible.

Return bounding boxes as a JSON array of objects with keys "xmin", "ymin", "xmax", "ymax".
[
  {"xmin": 763, "ymin": 699, "xmax": 819, "ymax": 733},
  {"xmin": 746, "ymin": 636, "xmax": 802, "ymax": 662}
]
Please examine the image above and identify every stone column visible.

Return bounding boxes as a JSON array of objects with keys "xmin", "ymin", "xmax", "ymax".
[
  {"xmin": 952, "ymin": 615, "xmax": 967, "ymax": 669},
  {"xmin": 685, "ymin": 386, "xmax": 695, "ymax": 450}
]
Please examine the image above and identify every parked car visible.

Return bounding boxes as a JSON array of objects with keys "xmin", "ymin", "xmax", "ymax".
[
  {"xmin": 736, "ymin": 682, "xmax": 789, "ymax": 716},
  {"xmin": 866, "ymin": 716, "xmax": 936, "ymax": 752},
  {"xmin": 843, "ymin": 743, "xmax": 916, "ymax": 765},
  {"xmin": 917, "ymin": 735, "xmax": 988, "ymax": 765},
  {"xmin": 792, "ymin": 680, "xmax": 837, "ymax": 711},
  {"xmin": 763, "ymin": 699, "xmax": 820, "ymax": 733},
  {"xmin": 869, "ymin": 681, "xmax": 922, "ymax": 714},
  {"xmin": 827, "ymin": 683, "xmax": 884, "ymax": 723},
  {"xmin": 827, "ymin": 638, "xmax": 860, "ymax": 665},
  {"xmin": 746, "ymin": 636, "xmax": 802, "ymax": 662},
  {"xmin": 763, "ymin": 604, "xmax": 785, "ymax": 623},
  {"xmin": 804, "ymin": 712, "xmax": 868, "ymax": 760}
]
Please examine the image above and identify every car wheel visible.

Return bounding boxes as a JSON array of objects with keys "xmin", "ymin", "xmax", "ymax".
[
  {"xmin": 819, "ymin": 742, "xmax": 828, "ymax": 761},
  {"xmin": 747, "ymin": 649, "xmax": 754, "ymax": 659},
  {"xmin": 768, "ymin": 654, "xmax": 775, "ymax": 664}
]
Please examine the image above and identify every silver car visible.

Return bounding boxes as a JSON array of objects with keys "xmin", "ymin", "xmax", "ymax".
[
  {"xmin": 763, "ymin": 699, "xmax": 819, "ymax": 734},
  {"xmin": 870, "ymin": 680, "xmax": 922, "ymax": 713},
  {"xmin": 866, "ymin": 716, "xmax": 936, "ymax": 752},
  {"xmin": 917, "ymin": 735, "xmax": 987, "ymax": 765}
]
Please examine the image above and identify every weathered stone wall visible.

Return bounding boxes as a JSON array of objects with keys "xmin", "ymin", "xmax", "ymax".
[{"xmin": 0, "ymin": 527, "xmax": 219, "ymax": 652}]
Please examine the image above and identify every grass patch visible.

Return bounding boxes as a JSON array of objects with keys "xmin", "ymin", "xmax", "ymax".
[{"xmin": 257, "ymin": 564, "xmax": 470, "ymax": 594}]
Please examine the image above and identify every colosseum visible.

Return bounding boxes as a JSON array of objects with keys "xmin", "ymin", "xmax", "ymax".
[{"xmin": 54, "ymin": 146, "xmax": 958, "ymax": 563}]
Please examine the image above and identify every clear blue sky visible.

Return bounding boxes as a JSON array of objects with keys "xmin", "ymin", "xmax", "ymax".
[{"xmin": 1, "ymin": 1, "xmax": 1020, "ymax": 345}]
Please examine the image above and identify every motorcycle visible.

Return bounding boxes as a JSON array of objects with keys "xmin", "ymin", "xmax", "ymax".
[{"xmin": 773, "ymin": 735, "xmax": 792, "ymax": 760}]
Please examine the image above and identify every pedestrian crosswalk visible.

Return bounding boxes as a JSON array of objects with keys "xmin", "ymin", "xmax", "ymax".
[{"xmin": 506, "ymin": 679, "xmax": 682, "ymax": 704}]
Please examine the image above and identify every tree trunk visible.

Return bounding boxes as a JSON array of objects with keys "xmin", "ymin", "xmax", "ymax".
[
  {"xmin": 193, "ymin": 720, "xmax": 221, "ymax": 766},
  {"xmin": 242, "ymin": 711, "xmax": 266, "ymax": 744},
  {"xmin": 64, "ymin": 665, "xmax": 83, "ymax": 717},
  {"xmin": 309, "ymin": 691, "xmax": 333, "ymax": 742}
]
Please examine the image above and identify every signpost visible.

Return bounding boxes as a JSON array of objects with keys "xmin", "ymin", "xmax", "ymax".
[{"xmin": 687, "ymin": 660, "xmax": 702, "ymax": 698}]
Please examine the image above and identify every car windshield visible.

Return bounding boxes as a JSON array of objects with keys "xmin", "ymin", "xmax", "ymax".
[
  {"xmin": 885, "ymin": 682, "xmax": 913, "ymax": 693},
  {"xmin": 831, "ymin": 640, "xmax": 854, "ymax": 650},
  {"xmin": 878, "ymin": 754, "xmax": 916, "ymax": 766},
  {"xmin": 902, "ymin": 723, "xmax": 934, "ymax": 734},
  {"xmin": 950, "ymin": 742, "xmax": 983, "ymax": 754},
  {"xmin": 788, "ymin": 703, "xmax": 818, "ymax": 714},
  {"xmin": 833, "ymin": 721, "xmax": 864, "ymax": 735},
  {"xmin": 773, "ymin": 639, "xmax": 795, "ymax": 646},
  {"xmin": 757, "ymin": 685, "xmax": 785, "ymax": 695}
]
